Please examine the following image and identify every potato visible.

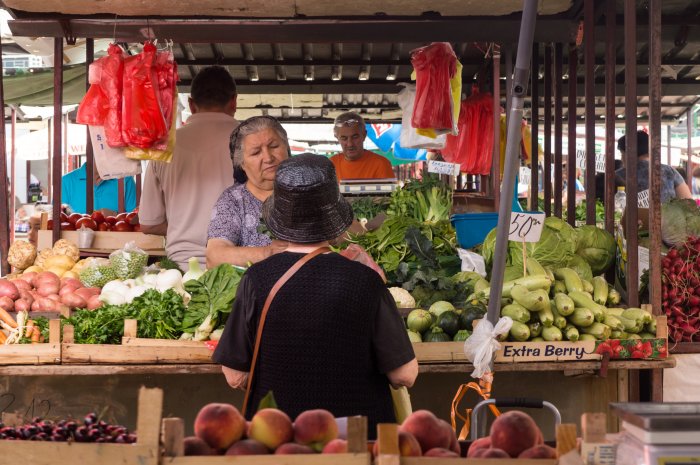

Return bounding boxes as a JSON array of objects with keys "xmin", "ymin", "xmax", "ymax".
[
  {"xmin": 18, "ymin": 290, "xmax": 34, "ymax": 305},
  {"xmin": 59, "ymin": 285, "xmax": 80, "ymax": 297},
  {"xmin": 75, "ymin": 287, "xmax": 101, "ymax": 301},
  {"xmin": 47, "ymin": 294, "xmax": 62, "ymax": 303},
  {"xmin": 18, "ymin": 271, "xmax": 38, "ymax": 287},
  {"xmin": 87, "ymin": 295, "xmax": 103, "ymax": 310},
  {"xmin": 61, "ymin": 293, "xmax": 87, "ymax": 309},
  {"xmin": 14, "ymin": 299, "xmax": 31, "ymax": 312},
  {"xmin": 35, "ymin": 271, "xmax": 60, "ymax": 288},
  {"xmin": 10, "ymin": 279, "xmax": 32, "ymax": 292},
  {"xmin": 62, "ymin": 270, "xmax": 80, "ymax": 280},
  {"xmin": 45, "ymin": 266, "xmax": 67, "ymax": 278},
  {"xmin": 37, "ymin": 284, "xmax": 60, "ymax": 298},
  {"xmin": 60, "ymin": 278, "xmax": 82, "ymax": 289},
  {"xmin": 31, "ymin": 299, "xmax": 43, "ymax": 312},
  {"xmin": 44, "ymin": 255, "xmax": 76, "ymax": 271},
  {"xmin": 0, "ymin": 296, "xmax": 14, "ymax": 311}
]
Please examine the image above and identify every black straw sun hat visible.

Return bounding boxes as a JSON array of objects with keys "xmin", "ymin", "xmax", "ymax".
[{"xmin": 261, "ymin": 153, "xmax": 353, "ymax": 243}]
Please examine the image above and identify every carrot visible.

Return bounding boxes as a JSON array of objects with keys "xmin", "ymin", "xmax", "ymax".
[
  {"xmin": 0, "ymin": 331, "xmax": 6, "ymax": 344},
  {"xmin": 25, "ymin": 320, "xmax": 35, "ymax": 339},
  {"xmin": 0, "ymin": 308, "xmax": 17, "ymax": 329},
  {"xmin": 31, "ymin": 326, "xmax": 40, "ymax": 343}
]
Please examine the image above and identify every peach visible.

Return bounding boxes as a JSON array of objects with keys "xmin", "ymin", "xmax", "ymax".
[
  {"xmin": 479, "ymin": 448, "xmax": 511, "ymax": 459},
  {"xmin": 440, "ymin": 419, "xmax": 461, "ymax": 455},
  {"xmin": 249, "ymin": 408, "xmax": 294, "ymax": 450},
  {"xmin": 194, "ymin": 403, "xmax": 246, "ymax": 451},
  {"xmin": 322, "ymin": 438, "xmax": 348, "ymax": 454},
  {"xmin": 467, "ymin": 436, "xmax": 492, "ymax": 457},
  {"xmin": 519, "ymin": 444, "xmax": 558, "ymax": 459},
  {"xmin": 183, "ymin": 436, "xmax": 216, "ymax": 456},
  {"xmin": 293, "ymin": 409, "xmax": 338, "ymax": 452},
  {"xmin": 275, "ymin": 443, "xmax": 315, "ymax": 454},
  {"xmin": 489, "ymin": 411, "xmax": 541, "ymax": 458},
  {"xmin": 399, "ymin": 410, "xmax": 452, "ymax": 453},
  {"xmin": 424, "ymin": 447, "xmax": 460, "ymax": 457},
  {"xmin": 225, "ymin": 439, "xmax": 270, "ymax": 455},
  {"xmin": 372, "ymin": 431, "xmax": 422, "ymax": 457}
]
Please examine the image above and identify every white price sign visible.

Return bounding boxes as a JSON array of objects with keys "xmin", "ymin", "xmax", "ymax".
[
  {"xmin": 637, "ymin": 189, "xmax": 650, "ymax": 208},
  {"xmin": 427, "ymin": 160, "xmax": 460, "ymax": 176},
  {"xmin": 508, "ymin": 212, "xmax": 546, "ymax": 242}
]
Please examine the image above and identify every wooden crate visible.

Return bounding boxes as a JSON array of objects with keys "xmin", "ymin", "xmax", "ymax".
[
  {"xmin": 61, "ymin": 319, "xmax": 214, "ymax": 364},
  {"xmin": 413, "ymin": 315, "xmax": 668, "ymax": 364},
  {"xmin": 37, "ymin": 230, "xmax": 165, "ymax": 253},
  {"xmin": 161, "ymin": 415, "xmax": 372, "ymax": 465},
  {"xmin": 0, "ymin": 386, "xmax": 162, "ymax": 465},
  {"xmin": 0, "ymin": 320, "xmax": 61, "ymax": 365}
]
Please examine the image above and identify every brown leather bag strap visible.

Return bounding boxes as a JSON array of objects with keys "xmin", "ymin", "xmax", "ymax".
[{"xmin": 242, "ymin": 246, "xmax": 331, "ymax": 415}]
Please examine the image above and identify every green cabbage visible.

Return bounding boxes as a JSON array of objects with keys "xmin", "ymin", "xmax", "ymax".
[
  {"xmin": 481, "ymin": 216, "xmax": 577, "ymax": 272},
  {"xmin": 567, "ymin": 255, "xmax": 593, "ymax": 281},
  {"xmin": 662, "ymin": 198, "xmax": 700, "ymax": 246},
  {"xmin": 575, "ymin": 225, "xmax": 616, "ymax": 275}
]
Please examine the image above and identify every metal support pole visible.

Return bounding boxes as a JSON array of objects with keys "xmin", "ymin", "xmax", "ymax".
[
  {"xmin": 492, "ymin": 46, "xmax": 501, "ymax": 209},
  {"xmin": 554, "ymin": 43, "xmax": 563, "ymax": 218},
  {"xmin": 605, "ymin": 0, "xmax": 616, "ymax": 235},
  {"xmin": 543, "ymin": 44, "xmax": 552, "ymax": 216},
  {"xmin": 0, "ymin": 33, "xmax": 10, "ymax": 275},
  {"xmin": 688, "ymin": 110, "xmax": 693, "ymax": 185},
  {"xmin": 624, "ymin": 0, "xmax": 639, "ymax": 308},
  {"xmin": 667, "ymin": 125, "xmax": 671, "ymax": 165},
  {"xmin": 567, "ymin": 45, "xmax": 577, "ymax": 226},
  {"xmin": 486, "ymin": 0, "xmax": 538, "ymax": 351},
  {"xmin": 10, "ymin": 108, "xmax": 16, "ymax": 243},
  {"xmin": 530, "ymin": 43, "xmax": 539, "ymax": 211},
  {"xmin": 52, "ymin": 38, "xmax": 63, "ymax": 244},
  {"xmin": 584, "ymin": 0, "xmax": 596, "ymax": 225},
  {"xmin": 85, "ymin": 38, "xmax": 95, "ymax": 214}
]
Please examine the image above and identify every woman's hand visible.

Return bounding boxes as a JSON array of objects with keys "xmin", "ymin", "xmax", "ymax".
[{"xmin": 267, "ymin": 240, "xmax": 289, "ymax": 257}]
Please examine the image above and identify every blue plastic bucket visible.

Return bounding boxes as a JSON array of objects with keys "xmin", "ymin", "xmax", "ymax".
[{"xmin": 450, "ymin": 212, "xmax": 499, "ymax": 249}]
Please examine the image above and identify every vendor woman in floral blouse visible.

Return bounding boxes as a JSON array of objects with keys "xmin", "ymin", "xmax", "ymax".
[{"xmin": 206, "ymin": 116, "xmax": 291, "ymax": 267}]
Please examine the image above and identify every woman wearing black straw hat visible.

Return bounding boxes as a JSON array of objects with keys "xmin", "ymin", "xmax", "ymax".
[{"xmin": 213, "ymin": 153, "xmax": 418, "ymax": 434}]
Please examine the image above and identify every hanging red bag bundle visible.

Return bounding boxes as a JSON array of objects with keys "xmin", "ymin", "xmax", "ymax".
[
  {"xmin": 121, "ymin": 42, "xmax": 168, "ymax": 149},
  {"xmin": 75, "ymin": 58, "xmax": 109, "ymax": 126},
  {"xmin": 101, "ymin": 43, "xmax": 126, "ymax": 147},
  {"xmin": 410, "ymin": 42, "xmax": 457, "ymax": 133},
  {"xmin": 151, "ymin": 50, "xmax": 178, "ymax": 150}
]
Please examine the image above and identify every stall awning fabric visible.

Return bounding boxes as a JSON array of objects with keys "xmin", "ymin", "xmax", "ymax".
[{"xmin": 3, "ymin": 66, "xmax": 86, "ymax": 106}]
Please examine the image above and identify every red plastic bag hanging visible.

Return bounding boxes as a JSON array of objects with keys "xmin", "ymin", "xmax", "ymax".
[
  {"xmin": 121, "ymin": 42, "xmax": 168, "ymax": 149},
  {"xmin": 410, "ymin": 43, "xmax": 457, "ymax": 133},
  {"xmin": 75, "ymin": 67, "xmax": 108, "ymax": 126},
  {"xmin": 151, "ymin": 50, "xmax": 179, "ymax": 150},
  {"xmin": 101, "ymin": 44, "xmax": 126, "ymax": 147}
]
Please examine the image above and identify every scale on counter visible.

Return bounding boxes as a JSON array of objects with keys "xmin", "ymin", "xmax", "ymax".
[
  {"xmin": 339, "ymin": 178, "xmax": 398, "ymax": 195},
  {"xmin": 610, "ymin": 403, "xmax": 700, "ymax": 465}
]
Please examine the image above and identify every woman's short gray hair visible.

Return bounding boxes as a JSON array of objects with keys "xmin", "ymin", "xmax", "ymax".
[{"xmin": 229, "ymin": 116, "xmax": 290, "ymax": 168}]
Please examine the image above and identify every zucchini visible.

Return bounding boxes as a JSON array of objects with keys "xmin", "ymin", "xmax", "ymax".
[
  {"xmin": 501, "ymin": 303, "xmax": 531, "ymax": 324},
  {"xmin": 554, "ymin": 293, "xmax": 575, "ymax": 316},
  {"xmin": 622, "ymin": 308, "xmax": 653, "ymax": 325},
  {"xmin": 542, "ymin": 325, "xmax": 563, "ymax": 341},
  {"xmin": 564, "ymin": 324, "xmax": 579, "ymax": 342},
  {"xmin": 579, "ymin": 334, "xmax": 597, "ymax": 341},
  {"xmin": 480, "ymin": 275, "xmax": 552, "ymax": 299},
  {"xmin": 545, "ymin": 268, "xmax": 556, "ymax": 282},
  {"xmin": 553, "ymin": 268, "xmax": 583, "ymax": 293},
  {"xmin": 436, "ymin": 311, "xmax": 460, "ymax": 337},
  {"xmin": 453, "ymin": 329, "xmax": 471, "ymax": 342},
  {"xmin": 607, "ymin": 288, "xmax": 621, "ymax": 306},
  {"xmin": 580, "ymin": 322, "xmax": 612, "ymax": 340},
  {"xmin": 605, "ymin": 308, "xmax": 624, "ymax": 317},
  {"xmin": 474, "ymin": 278, "xmax": 490, "ymax": 294},
  {"xmin": 639, "ymin": 332, "xmax": 656, "ymax": 340},
  {"xmin": 550, "ymin": 302, "xmax": 567, "ymax": 329},
  {"xmin": 603, "ymin": 313, "xmax": 624, "ymax": 332},
  {"xmin": 526, "ymin": 257, "xmax": 547, "ymax": 277},
  {"xmin": 552, "ymin": 280, "xmax": 567, "ymax": 295},
  {"xmin": 511, "ymin": 285, "xmax": 550, "ymax": 312},
  {"xmin": 407, "ymin": 330, "xmax": 422, "ymax": 343},
  {"xmin": 627, "ymin": 333, "xmax": 642, "ymax": 340},
  {"xmin": 531, "ymin": 337, "xmax": 545, "ymax": 342},
  {"xmin": 645, "ymin": 318, "xmax": 657, "ymax": 335},
  {"xmin": 569, "ymin": 307, "xmax": 595, "ymax": 327},
  {"xmin": 423, "ymin": 326, "xmax": 451, "ymax": 342},
  {"xmin": 537, "ymin": 302, "xmax": 554, "ymax": 327},
  {"xmin": 592, "ymin": 276, "xmax": 608, "ymax": 306},
  {"xmin": 610, "ymin": 330, "xmax": 629, "ymax": 339},
  {"xmin": 509, "ymin": 321, "xmax": 531, "ymax": 342},
  {"xmin": 617, "ymin": 314, "xmax": 644, "ymax": 333},
  {"xmin": 568, "ymin": 291, "xmax": 606, "ymax": 322},
  {"xmin": 528, "ymin": 321, "xmax": 542, "ymax": 338},
  {"xmin": 581, "ymin": 279, "xmax": 594, "ymax": 294}
]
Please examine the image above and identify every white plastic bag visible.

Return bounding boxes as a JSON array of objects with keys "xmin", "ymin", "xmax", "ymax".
[
  {"xmin": 397, "ymin": 83, "xmax": 447, "ymax": 149},
  {"xmin": 90, "ymin": 125, "xmax": 142, "ymax": 180},
  {"xmin": 464, "ymin": 317, "xmax": 513, "ymax": 379},
  {"xmin": 457, "ymin": 248, "xmax": 487, "ymax": 276}
]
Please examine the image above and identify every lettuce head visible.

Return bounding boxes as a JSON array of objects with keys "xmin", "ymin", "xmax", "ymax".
[{"xmin": 575, "ymin": 225, "xmax": 615, "ymax": 275}]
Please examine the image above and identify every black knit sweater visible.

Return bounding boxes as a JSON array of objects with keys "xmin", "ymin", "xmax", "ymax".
[{"xmin": 214, "ymin": 252, "xmax": 415, "ymax": 436}]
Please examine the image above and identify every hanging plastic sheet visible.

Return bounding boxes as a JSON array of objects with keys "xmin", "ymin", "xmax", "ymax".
[
  {"xmin": 410, "ymin": 42, "xmax": 458, "ymax": 135},
  {"xmin": 364, "ymin": 123, "xmax": 428, "ymax": 163}
]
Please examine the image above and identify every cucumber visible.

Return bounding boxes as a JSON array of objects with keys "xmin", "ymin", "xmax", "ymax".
[
  {"xmin": 553, "ymin": 268, "xmax": 583, "ymax": 293},
  {"xmin": 622, "ymin": 308, "xmax": 653, "ymax": 325},
  {"xmin": 603, "ymin": 313, "xmax": 624, "ymax": 332},
  {"xmin": 552, "ymin": 280, "xmax": 567, "ymax": 295},
  {"xmin": 592, "ymin": 276, "xmax": 608, "ymax": 306},
  {"xmin": 610, "ymin": 330, "xmax": 629, "ymax": 339},
  {"xmin": 568, "ymin": 291, "xmax": 606, "ymax": 322},
  {"xmin": 554, "ymin": 293, "xmax": 575, "ymax": 316},
  {"xmin": 550, "ymin": 302, "xmax": 567, "ymax": 329},
  {"xmin": 526, "ymin": 257, "xmax": 547, "ymax": 277},
  {"xmin": 480, "ymin": 275, "xmax": 552, "ymax": 299},
  {"xmin": 581, "ymin": 279, "xmax": 594, "ymax": 294},
  {"xmin": 542, "ymin": 325, "xmax": 563, "ymax": 341},
  {"xmin": 511, "ymin": 285, "xmax": 550, "ymax": 312},
  {"xmin": 645, "ymin": 318, "xmax": 657, "ymax": 335},
  {"xmin": 564, "ymin": 324, "xmax": 579, "ymax": 342},
  {"xmin": 569, "ymin": 307, "xmax": 595, "ymax": 327},
  {"xmin": 579, "ymin": 333, "xmax": 597, "ymax": 342},
  {"xmin": 528, "ymin": 321, "xmax": 542, "ymax": 338},
  {"xmin": 639, "ymin": 332, "xmax": 656, "ymax": 340},
  {"xmin": 607, "ymin": 288, "xmax": 621, "ymax": 306},
  {"xmin": 531, "ymin": 336, "xmax": 545, "ymax": 342},
  {"xmin": 509, "ymin": 321, "xmax": 531, "ymax": 342},
  {"xmin": 580, "ymin": 322, "xmax": 611, "ymax": 340},
  {"xmin": 501, "ymin": 303, "xmax": 531, "ymax": 324},
  {"xmin": 537, "ymin": 302, "xmax": 554, "ymax": 327}
]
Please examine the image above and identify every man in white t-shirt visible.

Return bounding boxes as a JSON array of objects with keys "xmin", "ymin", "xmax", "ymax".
[{"xmin": 139, "ymin": 66, "xmax": 239, "ymax": 270}]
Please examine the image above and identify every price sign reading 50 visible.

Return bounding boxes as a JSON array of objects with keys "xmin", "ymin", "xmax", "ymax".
[{"xmin": 508, "ymin": 212, "xmax": 546, "ymax": 242}]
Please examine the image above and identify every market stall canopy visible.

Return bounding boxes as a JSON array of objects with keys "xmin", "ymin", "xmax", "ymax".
[{"xmin": 14, "ymin": 123, "xmax": 86, "ymax": 160}]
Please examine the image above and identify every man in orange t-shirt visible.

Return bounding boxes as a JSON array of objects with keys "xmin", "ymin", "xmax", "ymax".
[{"xmin": 330, "ymin": 112, "xmax": 395, "ymax": 181}]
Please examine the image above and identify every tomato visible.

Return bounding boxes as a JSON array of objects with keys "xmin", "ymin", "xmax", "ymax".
[
  {"xmin": 60, "ymin": 212, "xmax": 70, "ymax": 223},
  {"xmin": 98, "ymin": 222, "xmax": 111, "ymax": 232},
  {"xmin": 132, "ymin": 224, "xmax": 141, "ymax": 232},
  {"xmin": 91, "ymin": 211, "xmax": 105, "ymax": 224},
  {"xmin": 67, "ymin": 213, "xmax": 84, "ymax": 225},
  {"xmin": 60, "ymin": 221, "xmax": 76, "ymax": 231},
  {"xmin": 116, "ymin": 212, "xmax": 129, "ymax": 222},
  {"xmin": 75, "ymin": 217, "xmax": 98, "ymax": 230},
  {"xmin": 113, "ymin": 221, "xmax": 133, "ymax": 232},
  {"xmin": 104, "ymin": 216, "xmax": 118, "ymax": 226},
  {"xmin": 126, "ymin": 212, "xmax": 139, "ymax": 225}
]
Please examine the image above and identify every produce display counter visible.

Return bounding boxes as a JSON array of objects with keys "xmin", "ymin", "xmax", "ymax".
[{"xmin": 669, "ymin": 342, "xmax": 700, "ymax": 354}]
